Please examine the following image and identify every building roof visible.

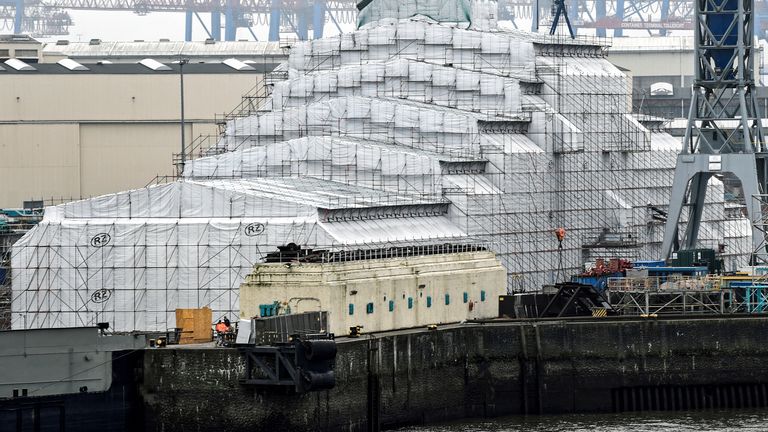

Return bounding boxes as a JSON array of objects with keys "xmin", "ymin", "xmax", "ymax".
[
  {"xmin": 0, "ymin": 34, "xmax": 38, "ymax": 43},
  {"xmin": 608, "ymin": 36, "xmax": 695, "ymax": 53},
  {"xmin": 0, "ymin": 59, "xmax": 275, "ymax": 74},
  {"xmin": 42, "ymin": 40, "xmax": 288, "ymax": 63}
]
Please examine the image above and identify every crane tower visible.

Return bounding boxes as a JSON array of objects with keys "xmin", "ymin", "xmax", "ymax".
[{"xmin": 661, "ymin": 0, "xmax": 768, "ymax": 263}]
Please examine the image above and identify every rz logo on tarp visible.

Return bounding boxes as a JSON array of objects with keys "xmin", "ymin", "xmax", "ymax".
[
  {"xmin": 90, "ymin": 289, "xmax": 112, "ymax": 303},
  {"xmin": 90, "ymin": 233, "xmax": 111, "ymax": 247},
  {"xmin": 244, "ymin": 223, "xmax": 265, "ymax": 237}
]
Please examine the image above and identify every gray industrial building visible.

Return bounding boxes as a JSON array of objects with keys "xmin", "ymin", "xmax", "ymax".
[
  {"xmin": 0, "ymin": 38, "xmax": 282, "ymax": 208},
  {"xmin": 608, "ymin": 36, "xmax": 768, "ymax": 120}
]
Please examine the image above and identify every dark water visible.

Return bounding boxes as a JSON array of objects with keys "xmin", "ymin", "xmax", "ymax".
[{"xmin": 396, "ymin": 410, "xmax": 768, "ymax": 431}]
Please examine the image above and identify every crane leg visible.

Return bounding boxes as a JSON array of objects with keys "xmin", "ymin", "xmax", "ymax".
[
  {"xmin": 212, "ymin": 10, "xmax": 221, "ymax": 40},
  {"xmin": 185, "ymin": 9, "xmax": 193, "ymax": 41},
  {"xmin": 15, "ymin": 0, "xmax": 24, "ymax": 34}
]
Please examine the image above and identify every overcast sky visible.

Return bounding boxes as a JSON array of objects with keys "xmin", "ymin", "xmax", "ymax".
[
  {"xmin": 39, "ymin": 10, "xmax": 355, "ymax": 42},
  {"xmin": 35, "ymin": 10, "xmax": 689, "ymax": 43},
  {"xmin": 41, "ymin": 11, "xmax": 554, "ymax": 42}
]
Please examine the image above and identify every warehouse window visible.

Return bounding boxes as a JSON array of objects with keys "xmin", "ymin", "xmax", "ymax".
[
  {"xmin": 366, "ymin": 303, "xmax": 374, "ymax": 314},
  {"xmin": 445, "ymin": 294, "xmax": 450, "ymax": 305},
  {"xmin": 388, "ymin": 300, "xmax": 394, "ymax": 312},
  {"xmin": 408, "ymin": 297, "xmax": 413, "ymax": 309},
  {"xmin": 463, "ymin": 292, "xmax": 468, "ymax": 303},
  {"xmin": 480, "ymin": 291, "xmax": 486, "ymax": 302},
  {"xmin": 348, "ymin": 304, "xmax": 354, "ymax": 315},
  {"xmin": 14, "ymin": 49, "xmax": 38, "ymax": 58},
  {"xmin": 426, "ymin": 296, "xmax": 432, "ymax": 308}
]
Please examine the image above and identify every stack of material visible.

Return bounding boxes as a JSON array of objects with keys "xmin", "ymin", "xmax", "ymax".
[{"xmin": 175, "ymin": 307, "xmax": 213, "ymax": 344}]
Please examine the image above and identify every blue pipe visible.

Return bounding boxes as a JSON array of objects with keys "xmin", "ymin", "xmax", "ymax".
[
  {"xmin": 185, "ymin": 9, "xmax": 193, "ymax": 41},
  {"xmin": 660, "ymin": 0, "xmax": 670, "ymax": 36},
  {"xmin": 225, "ymin": 0, "xmax": 236, "ymax": 41},
  {"xmin": 269, "ymin": 0, "xmax": 281, "ymax": 41},
  {"xmin": 313, "ymin": 0, "xmax": 326, "ymax": 38},
  {"xmin": 297, "ymin": 0, "xmax": 308, "ymax": 40},
  {"xmin": 595, "ymin": 0, "xmax": 606, "ymax": 37},
  {"xmin": 615, "ymin": 0, "xmax": 625, "ymax": 37},
  {"xmin": 14, "ymin": 0, "xmax": 23, "ymax": 34},
  {"xmin": 211, "ymin": 9, "xmax": 221, "ymax": 40}
]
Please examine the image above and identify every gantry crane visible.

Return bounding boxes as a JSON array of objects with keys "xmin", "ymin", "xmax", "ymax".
[
  {"xmin": 662, "ymin": 0, "xmax": 768, "ymax": 263},
  {"xmin": 4, "ymin": 0, "xmax": 768, "ymax": 41},
  {"xmin": 3, "ymin": 0, "xmax": 357, "ymax": 40}
]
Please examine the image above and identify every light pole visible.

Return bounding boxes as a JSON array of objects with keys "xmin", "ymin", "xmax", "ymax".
[{"xmin": 179, "ymin": 58, "xmax": 189, "ymax": 176}]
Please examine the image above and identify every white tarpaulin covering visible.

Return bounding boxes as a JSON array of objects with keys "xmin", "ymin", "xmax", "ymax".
[
  {"xmin": 12, "ymin": 178, "xmax": 467, "ymax": 331},
  {"xmin": 289, "ymin": 18, "xmax": 536, "ymax": 80},
  {"xmin": 218, "ymin": 16, "xmax": 749, "ymax": 286},
  {"xmin": 184, "ymin": 136, "xmax": 456, "ymax": 195},
  {"xmin": 14, "ymin": 12, "xmax": 753, "ymax": 332},
  {"xmin": 219, "ymin": 95, "xmax": 515, "ymax": 156},
  {"xmin": 271, "ymin": 58, "xmax": 523, "ymax": 115}
]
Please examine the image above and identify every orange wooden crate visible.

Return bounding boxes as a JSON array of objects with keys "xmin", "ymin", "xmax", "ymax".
[{"xmin": 175, "ymin": 307, "xmax": 212, "ymax": 344}]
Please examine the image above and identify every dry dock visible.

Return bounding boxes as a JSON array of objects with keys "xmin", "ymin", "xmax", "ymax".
[{"xmin": 141, "ymin": 316, "xmax": 768, "ymax": 431}]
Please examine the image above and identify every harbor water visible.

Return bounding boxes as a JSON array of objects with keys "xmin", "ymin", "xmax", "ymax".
[{"xmin": 397, "ymin": 410, "xmax": 768, "ymax": 431}]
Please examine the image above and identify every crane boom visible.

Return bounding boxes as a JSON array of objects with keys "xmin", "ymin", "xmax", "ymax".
[{"xmin": 4, "ymin": 0, "xmax": 768, "ymax": 42}]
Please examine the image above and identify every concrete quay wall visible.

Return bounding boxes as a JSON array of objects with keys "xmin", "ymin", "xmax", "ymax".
[{"xmin": 141, "ymin": 317, "xmax": 768, "ymax": 431}]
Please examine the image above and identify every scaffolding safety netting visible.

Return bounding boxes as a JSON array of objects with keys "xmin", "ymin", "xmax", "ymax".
[
  {"xmin": 12, "ymin": 12, "xmax": 754, "ymax": 332},
  {"xmin": 357, "ymin": 0, "xmax": 472, "ymax": 29},
  {"xmin": 11, "ymin": 178, "xmax": 467, "ymax": 331},
  {"xmin": 206, "ymin": 16, "xmax": 751, "ymax": 288}
]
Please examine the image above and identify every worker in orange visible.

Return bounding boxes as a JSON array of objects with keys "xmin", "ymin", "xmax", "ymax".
[
  {"xmin": 215, "ymin": 319, "xmax": 229, "ymax": 346},
  {"xmin": 555, "ymin": 227, "xmax": 566, "ymax": 249},
  {"xmin": 215, "ymin": 319, "xmax": 228, "ymax": 334}
]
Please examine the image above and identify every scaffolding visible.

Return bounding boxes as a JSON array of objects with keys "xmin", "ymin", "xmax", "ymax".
[
  {"xmin": 608, "ymin": 288, "xmax": 732, "ymax": 316},
  {"xmin": 10, "ymin": 177, "xmax": 472, "ymax": 331},
  {"xmin": 606, "ymin": 274, "xmax": 768, "ymax": 316},
  {"xmin": 10, "ymin": 11, "xmax": 755, "ymax": 332},
  {"xmin": 190, "ymin": 18, "xmax": 752, "ymax": 288},
  {"xmin": 1, "ymin": 232, "xmax": 17, "ymax": 329}
]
